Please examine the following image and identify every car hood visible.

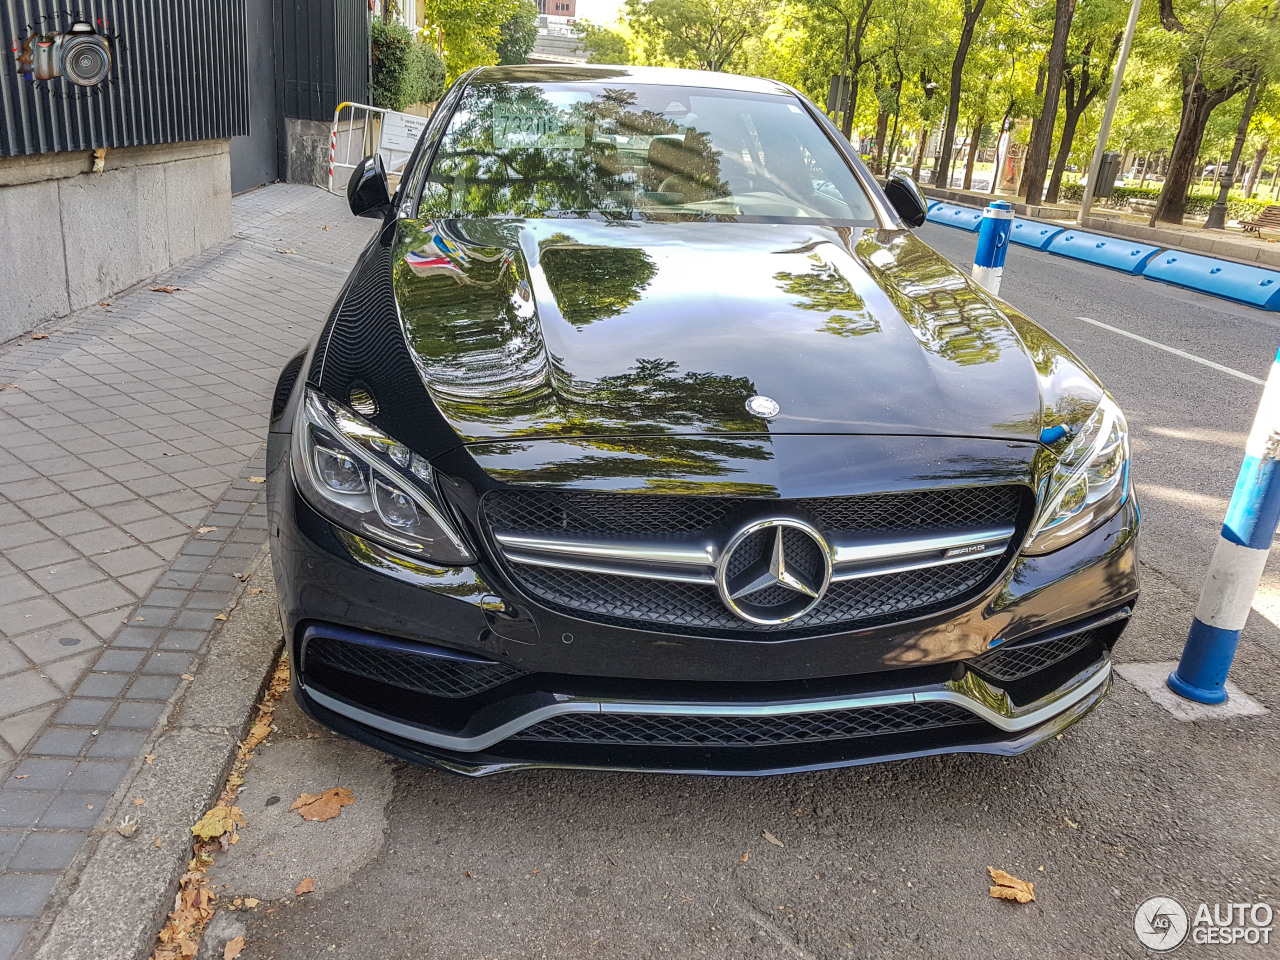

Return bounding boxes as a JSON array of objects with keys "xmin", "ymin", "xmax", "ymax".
[{"xmin": 391, "ymin": 218, "xmax": 1050, "ymax": 443}]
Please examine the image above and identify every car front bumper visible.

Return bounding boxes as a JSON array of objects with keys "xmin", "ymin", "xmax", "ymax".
[{"xmin": 267, "ymin": 432, "xmax": 1140, "ymax": 775}]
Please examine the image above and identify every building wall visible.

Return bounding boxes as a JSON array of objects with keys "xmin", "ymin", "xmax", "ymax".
[{"xmin": 0, "ymin": 140, "xmax": 232, "ymax": 342}]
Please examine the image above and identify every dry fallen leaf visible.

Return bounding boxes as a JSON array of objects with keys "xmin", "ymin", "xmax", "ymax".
[
  {"xmin": 145, "ymin": 754, "xmax": 156, "ymax": 764},
  {"xmin": 295, "ymin": 877, "xmax": 315, "ymax": 896},
  {"xmin": 116, "ymin": 816, "xmax": 139, "ymax": 838},
  {"xmin": 191, "ymin": 804, "xmax": 246, "ymax": 841},
  {"xmin": 234, "ymin": 571, "xmax": 251, "ymax": 582},
  {"xmin": 134, "ymin": 797, "xmax": 146, "ymax": 806},
  {"xmin": 247, "ymin": 476, "xmax": 266, "ymax": 483},
  {"xmin": 289, "ymin": 786, "xmax": 357, "ymax": 822},
  {"xmin": 153, "ymin": 835, "xmax": 163, "ymax": 848},
  {"xmin": 213, "ymin": 614, "xmax": 228, "ymax": 622},
  {"xmin": 197, "ymin": 526, "xmax": 218, "ymax": 534},
  {"xmin": 244, "ymin": 897, "xmax": 260, "ymax": 908},
  {"xmin": 223, "ymin": 935, "xmax": 245, "ymax": 960},
  {"xmin": 249, "ymin": 588, "xmax": 263, "ymax": 595},
  {"xmin": 151, "ymin": 285, "xmax": 181, "ymax": 294},
  {"xmin": 988, "ymin": 867, "xmax": 1036, "ymax": 904},
  {"xmin": 99, "ymin": 300, "xmax": 112, "ymax": 306},
  {"xmin": 32, "ymin": 332, "xmax": 49, "ymax": 340},
  {"xmin": 762, "ymin": 830, "xmax": 784, "ymax": 848},
  {"xmin": 740, "ymin": 852, "xmax": 749, "ymax": 863},
  {"xmin": 14, "ymin": 775, "xmax": 28, "ymax": 780}
]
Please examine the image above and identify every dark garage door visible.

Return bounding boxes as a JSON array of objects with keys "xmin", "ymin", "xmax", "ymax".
[{"xmin": 230, "ymin": 0, "xmax": 279, "ymax": 192}]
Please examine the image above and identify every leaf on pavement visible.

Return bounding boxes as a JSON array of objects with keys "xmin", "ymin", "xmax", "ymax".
[
  {"xmin": 244, "ymin": 720, "xmax": 272, "ymax": 750},
  {"xmin": 289, "ymin": 787, "xmax": 356, "ymax": 822},
  {"xmin": 740, "ymin": 852, "xmax": 749, "ymax": 863},
  {"xmin": 223, "ymin": 935, "xmax": 245, "ymax": 960},
  {"xmin": 214, "ymin": 613, "xmax": 228, "ymax": 621},
  {"xmin": 249, "ymin": 588, "xmax": 262, "ymax": 595},
  {"xmin": 151, "ymin": 285, "xmax": 181, "ymax": 294},
  {"xmin": 248, "ymin": 476, "xmax": 266, "ymax": 483},
  {"xmin": 31, "ymin": 332, "xmax": 49, "ymax": 339},
  {"xmin": 154, "ymin": 835, "xmax": 163, "ymax": 848},
  {"xmin": 145, "ymin": 754, "xmax": 156, "ymax": 764},
  {"xmin": 191, "ymin": 804, "xmax": 247, "ymax": 841},
  {"xmin": 762, "ymin": 830, "xmax": 784, "ymax": 848},
  {"xmin": 244, "ymin": 897, "xmax": 260, "ymax": 908},
  {"xmin": 295, "ymin": 877, "xmax": 315, "ymax": 895},
  {"xmin": 197, "ymin": 526, "xmax": 218, "ymax": 534},
  {"xmin": 988, "ymin": 866, "xmax": 1036, "ymax": 904}
]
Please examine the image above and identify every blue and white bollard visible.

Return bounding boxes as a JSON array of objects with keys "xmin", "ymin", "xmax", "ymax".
[
  {"xmin": 971, "ymin": 200, "xmax": 1013, "ymax": 295},
  {"xmin": 1169, "ymin": 346, "xmax": 1280, "ymax": 703}
]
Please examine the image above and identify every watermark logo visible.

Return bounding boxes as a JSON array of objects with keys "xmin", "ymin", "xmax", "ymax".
[
  {"xmin": 1135, "ymin": 897, "xmax": 1190, "ymax": 951},
  {"xmin": 1135, "ymin": 897, "xmax": 1275, "ymax": 951},
  {"xmin": 11, "ymin": 9, "xmax": 125, "ymax": 100}
]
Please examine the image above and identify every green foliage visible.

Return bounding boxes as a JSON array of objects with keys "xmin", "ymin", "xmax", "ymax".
[
  {"xmin": 624, "ymin": 0, "xmax": 771, "ymax": 71},
  {"xmin": 497, "ymin": 1, "xmax": 539, "ymax": 65},
  {"xmin": 1056, "ymin": 182, "xmax": 1272, "ymax": 220},
  {"xmin": 573, "ymin": 21, "xmax": 634, "ymax": 64},
  {"xmin": 422, "ymin": 0, "xmax": 522, "ymax": 82},
  {"xmin": 371, "ymin": 19, "xmax": 446, "ymax": 111}
]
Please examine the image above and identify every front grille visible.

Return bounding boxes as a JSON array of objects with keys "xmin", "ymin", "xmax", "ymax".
[
  {"xmin": 485, "ymin": 486, "xmax": 1023, "ymax": 539},
  {"xmin": 510, "ymin": 702, "xmax": 978, "ymax": 746},
  {"xmin": 485, "ymin": 486, "xmax": 1027, "ymax": 637},
  {"xmin": 512, "ymin": 555, "xmax": 1005, "ymax": 634},
  {"xmin": 969, "ymin": 629, "xmax": 1099, "ymax": 683},
  {"xmin": 304, "ymin": 635, "xmax": 524, "ymax": 698}
]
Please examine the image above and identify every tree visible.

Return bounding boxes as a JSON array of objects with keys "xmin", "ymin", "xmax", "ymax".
[
  {"xmin": 1150, "ymin": 0, "xmax": 1277, "ymax": 224},
  {"xmin": 574, "ymin": 21, "xmax": 635, "ymax": 63},
  {"xmin": 422, "ymin": 0, "xmax": 522, "ymax": 81},
  {"xmin": 936, "ymin": 0, "xmax": 989, "ymax": 188},
  {"xmin": 624, "ymin": 0, "xmax": 771, "ymax": 71},
  {"xmin": 371, "ymin": 18, "xmax": 446, "ymax": 110},
  {"xmin": 1045, "ymin": 32, "xmax": 1122, "ymax": 202},
  {"xmin": 497, "ymin": 1, "xmax": 539, "ymax": 64},
  {"xmin": 1021, "ymin": 0, "xmax": 1077, "ymax": 203},
  {"xmin": 798, "ymin": 0, "xmax": 881, "ymax": 140}
]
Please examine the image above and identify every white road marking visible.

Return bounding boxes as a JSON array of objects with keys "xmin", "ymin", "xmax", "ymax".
[{"xmin": 1074, "ymin": 315, "xmax": 1263, "ymax": 385}]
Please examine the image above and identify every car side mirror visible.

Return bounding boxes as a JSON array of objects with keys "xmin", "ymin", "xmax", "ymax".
[
  {"xmin": 884, "ymin": 171, "xmax": 928, "ymax": 227},
  {"xmin": 348, "ymin": 154, "xmax": 393, "ymax": 219}
]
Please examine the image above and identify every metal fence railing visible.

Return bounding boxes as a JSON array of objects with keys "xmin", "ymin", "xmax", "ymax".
[{"xmin": 328, "ymin": 101, "xmax": 429, "ymax": 195}]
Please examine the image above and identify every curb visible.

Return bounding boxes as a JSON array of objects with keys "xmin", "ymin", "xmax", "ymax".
[{"xmin": 28, "ymin": 547, "xmax": 282, "ymax": 960}]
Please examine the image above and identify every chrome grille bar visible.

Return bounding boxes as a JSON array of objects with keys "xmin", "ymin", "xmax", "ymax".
[{"xmin": 494, "ymin": 527, "xmax": 1016, "ymax": 584}]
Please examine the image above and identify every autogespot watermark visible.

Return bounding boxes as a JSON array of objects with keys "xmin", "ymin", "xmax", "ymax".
[{"xmin": 1135, "ymin": 896, "xmax": 1274, "ymax": 951}]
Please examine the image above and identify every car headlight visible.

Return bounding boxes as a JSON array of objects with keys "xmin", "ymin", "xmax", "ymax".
[
  {"xmin": 292, "ymin": 387, "xmax": 475, "ymax": 563},
  {"xmin": 1023, "ymin": 395, "xmax": 1130, "ymax": 555}
]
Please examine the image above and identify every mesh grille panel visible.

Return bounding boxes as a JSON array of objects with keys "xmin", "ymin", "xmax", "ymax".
[
  {"xmin": 510, "ymin": 702, "xmax": 977, "ymax": 746},
  {"xmin": 305, "ymin": 636, "xmax": 523, "ymax": 698},
  {"xmin": 511, "ymin": 553, "xmax": 1004, "ymax": 635},
  {"xmin": 969, "ymin": 630, "xmax": 1098, "ymax": 683}
]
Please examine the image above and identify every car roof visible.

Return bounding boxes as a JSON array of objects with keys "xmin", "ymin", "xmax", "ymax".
[{"xmin": 468, "ymin": 64, "xmax": 797, "ymax": 98}]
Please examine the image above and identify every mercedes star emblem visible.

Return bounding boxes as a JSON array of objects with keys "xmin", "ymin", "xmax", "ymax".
[
  {"xmin": 745, "ymin": 395, "xmax": 780, "ymax": 419},
  {"xmin": 715, "ymin": 519, "xmax": 833, "ymax": 625}
]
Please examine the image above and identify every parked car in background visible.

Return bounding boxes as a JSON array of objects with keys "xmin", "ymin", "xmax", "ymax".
[{"xmin": 267, "ymin": 64, "xmax": 1139, "ymax": 776}]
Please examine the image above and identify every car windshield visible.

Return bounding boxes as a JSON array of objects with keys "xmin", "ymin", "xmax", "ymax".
[{"xmin": 418, "ymin": 81, "xmax": 878, "ymax": 223}]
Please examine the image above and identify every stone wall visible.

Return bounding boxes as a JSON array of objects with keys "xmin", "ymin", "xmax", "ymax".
[{"xmin": 0, "ymin": 139, "xmax": 232, "ymax": 342}]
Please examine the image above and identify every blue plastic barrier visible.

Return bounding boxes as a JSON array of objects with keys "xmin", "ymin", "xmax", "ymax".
[
  {"xmin": 1143, "ymin": 252, "xmax": 1280, "ymax": 311},
  {"xmin": 925, "ymin": 202, "xmax": 983, "ymax": 232},
  {"xmin": 926, "ymin": 199, "xmax": 941, "ymax": 211},
  {"xmin": 1045, "ymin": 230, "xmax": 1161, "ymax": 275},
  {"xmin": 1009, "ymin": 218, "xmax": 1065, "ymax": 251}
]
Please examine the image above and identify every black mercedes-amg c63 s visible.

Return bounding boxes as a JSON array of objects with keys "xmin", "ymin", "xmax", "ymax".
[{"xmin": 265, "ymin": 64, "xmax": 1139, "ymax": 776}]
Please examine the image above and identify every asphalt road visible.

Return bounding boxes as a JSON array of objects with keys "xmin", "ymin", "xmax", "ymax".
[{"xmin": 196, "ymin": 226, "xmax": 1280, "ymax": 960}]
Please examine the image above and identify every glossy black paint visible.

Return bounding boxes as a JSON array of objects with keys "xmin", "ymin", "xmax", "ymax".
[
  {"xmin": 884, "ymin": 172, "xmax": 929, "ymax": 227},
  {"xmin": 347, "ymin": 153, "xmax": 393, "ymax": 219},
  {"xmin": 267, "ymin": 64, "xmax": 1140, "ymax": 775}
]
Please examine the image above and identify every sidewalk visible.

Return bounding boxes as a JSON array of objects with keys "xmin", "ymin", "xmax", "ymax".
[{"xmin": 0, "ymin": 184, "xmax": 376, "ymax": 960}]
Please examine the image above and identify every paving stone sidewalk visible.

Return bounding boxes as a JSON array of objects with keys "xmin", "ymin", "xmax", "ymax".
[{"xmin": 0, "ymin": 184, "xmax": 376, "ymax": 959}]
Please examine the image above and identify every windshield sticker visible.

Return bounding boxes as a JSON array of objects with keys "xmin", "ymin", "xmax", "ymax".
[{"xmin": 492, "ymin": 103, "xmax": 585, "ymax": 150}]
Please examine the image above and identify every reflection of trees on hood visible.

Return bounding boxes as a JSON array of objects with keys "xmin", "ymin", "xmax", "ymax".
[
  {"xmin": 774, "ymin": 253, "xmax": 880, "ymax": 338},
  {"xmin": 420, "ymin": 83, "xmax": 728, "ymax": 219},
  {"xmin": 540, "ymin": 237, "xmax": 658, "ymax": 326},
  {"xmin": 855, "ymin": 232, "xmax": 1014, "ymax": 367}
]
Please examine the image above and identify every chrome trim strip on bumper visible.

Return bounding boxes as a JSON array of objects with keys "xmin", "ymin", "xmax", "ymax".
[
  {"xmin": 303, "ymin": 660, "xmax": 1111, "ymax": 755},
  {"xmin": 493, "ymin": 526, "xmax": 1016, "ymax": 586}
]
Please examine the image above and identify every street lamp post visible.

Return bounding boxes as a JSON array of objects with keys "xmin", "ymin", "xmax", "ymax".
[{"xmin": 1079, "ymin": 0, "xmax": 1143, "ymax": 223}]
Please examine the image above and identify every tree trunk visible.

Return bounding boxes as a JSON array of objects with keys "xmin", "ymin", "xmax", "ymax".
[
  {"xmin": 963, "ymin": 116, "xmax": 984, "ymax": 190},
  {"xmin": 1020, "ymin": 0, "xmax": 1075, "ymax": 203},
  {"xmin": 1139, "ymin": 151, "xmax": 1152, "ymax": 188},
  {"xmin": 936, "ymin": 0, "xmax": 988, "ymax": 190},
  {"xmin": 912, "ymin": 122, "xmax": 928, "ymax": 180},
  {"xmin": 1045, "ymin": 108, "xmax": 1083, "ymax": 204},
  {"xmin": 1153, "ymin": 72, "xmax": 1248, "ymax": 225},
  {"xmin": 1245, "ymin": 142, "xmax": 1269, "ymax": 198},
  {"xmin": 873, "ymin": 98, "xmax": 890, "ymax": 173},
  {"xmin": 1210, "ymin": 155, "xmax": 1223, "ymax": 194}
]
